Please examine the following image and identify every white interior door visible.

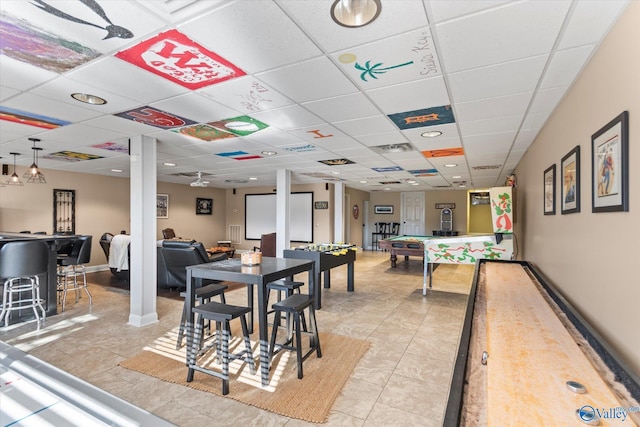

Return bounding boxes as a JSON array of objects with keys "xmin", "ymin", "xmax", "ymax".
[{"xmin": 401, "ymin": 192, "xmax": 425, "ymax": 235}]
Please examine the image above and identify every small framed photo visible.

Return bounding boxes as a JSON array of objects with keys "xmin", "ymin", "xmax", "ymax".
[
  {"xmin": 374, "ymin": 205, "xmax": 394, "ymax": 214},
  {"xmin": 543, "ymin": 164, "xmax": 556, "ymax": 215},
  {"xmin": 561, "ymin": 146, "xmax": 580, "ymax": 215},
  {"xmin": 591, "ymin": 111, "xmax": 629, "ymax": 213},
  {"xmin": 196, "ymin": 197, "xmax": 213, "ymax": 215},
  {"xmin": 156, "ymin": 194, "xmax": 169, "ymax": 218}
]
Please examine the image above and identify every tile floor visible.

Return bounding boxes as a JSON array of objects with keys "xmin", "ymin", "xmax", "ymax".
[{"xmin": 0, "ymin": 250, "xmax": 474, "ymax": 426}]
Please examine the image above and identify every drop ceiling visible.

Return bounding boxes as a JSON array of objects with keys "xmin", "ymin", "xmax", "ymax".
[{"xmin": 0, "ymin": 0, "xmax": 629, "ymax": 191}]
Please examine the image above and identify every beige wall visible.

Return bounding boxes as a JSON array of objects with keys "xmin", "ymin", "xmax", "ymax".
[
  {"xmin": 345, "ymin": 187, "xmax": 369, "ymax": 247},
  {"xmin": 514, "ymin": 2, "xmax": 639, "ymax": 373}
]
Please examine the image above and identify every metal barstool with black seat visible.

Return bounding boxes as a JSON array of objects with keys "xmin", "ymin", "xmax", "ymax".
[
  {"xmin": 268, "ymin": 294, "xmax": 321, "ymax": 379},
  {"xmin": 57, "ymin": 235, "xmax": 92, "ymax": 311},
  {"xmin": 0, "ymin": 240, "xmax": 49, "ymax": 329},
  {"xmin": 186, "ymin": 301, "xmax": 256, "ymax": 395},
  {"xmin": 176, "ymin": 282, "xmax": 228, "ymax": 350}
]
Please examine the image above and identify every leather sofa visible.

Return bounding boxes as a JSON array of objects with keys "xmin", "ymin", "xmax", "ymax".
[{"xmin": 157, "ymin": 240, "xmax": 227, "ymax": 290}]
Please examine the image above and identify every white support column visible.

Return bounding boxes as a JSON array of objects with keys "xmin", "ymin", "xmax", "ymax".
[
  {"xmin": 128, "ymin": 135, "xmax": 159, "ymax": 327},
  {"xmin": 276, "ymin": 169, "xmax": 291, "ymax": 257},
  {"xmin": 334, "ymin": 182, "xmax": 344, "ymax": 243}
]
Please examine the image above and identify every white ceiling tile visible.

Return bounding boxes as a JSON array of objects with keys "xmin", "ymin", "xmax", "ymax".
[
  {"xmin": 529, "ymin": 87, "xmax": 568, "ymax": 113},
  {"xmin": 558, "ymin": 0, "xmax": 630, "ymax": 49},
  {"xmin": 459, "ymin": 115, "xmax": 523, "ymax": 137},
  {"xmin": 332, "ymin": 115, "xmax": 397, "ymax": 137},
  {"xmin": 435, "ymin": 0, "xmax": 570, "ymax": 73},
  {"xmin": 448, "ymin": 55, "xmax": 548, "ymax": 103},
  {"xmin": 150, "ymin": 93, "xmax": 240, "ymax": 123},
  {"xmin": 427, "ymin": 0, "xmax": 512, "ymax": 23},
  {"xmin": 355, "ymin": 132, "xmax": 409, "ymax": 148},
  {"xmin": 251, "ymin": 106, "xmax": 324, "ymax": 131},
  {"xmin": 366, "ymin": 76, "xmax": 450, "ymax": 114},
  {"xmin": 302, "ymin": 93, "xmax": 381, "ymax": 122},
  {"xmin": 257, "ymin": 57, "xmax": 358, "ymax": 103},
  {"xmin": 179, "ymin": 1, "xmax": 322, "ymax": 73},
  {"xmin": 540, "ymin": 45, "xmax": 594, "ymax": 89},
  {"xmin": 454, "ymin": 92, "xmax": 532, "ymax": 122}
]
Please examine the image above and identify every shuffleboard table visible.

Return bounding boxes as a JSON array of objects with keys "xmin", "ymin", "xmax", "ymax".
[
  {"xmin": 444, "ymin": 260, "xmax": 640, "ymax": 426},
  {"xmin": 378, "ymin": 234, "xmax": 434, "ymax": 267}
]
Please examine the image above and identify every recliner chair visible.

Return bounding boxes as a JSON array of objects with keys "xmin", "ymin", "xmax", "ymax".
[
  {"xmin": 157, "ymin": 240, "xmax": 227, "ymax": 290},
  {"xmin": 99, "ymin": 232, "xmax": 129, "ymax": 282}
]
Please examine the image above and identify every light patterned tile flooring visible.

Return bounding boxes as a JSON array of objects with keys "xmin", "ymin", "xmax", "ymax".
[{"xmin": 0, "ymin": 251, "xmax": 474, "ymax": 426}]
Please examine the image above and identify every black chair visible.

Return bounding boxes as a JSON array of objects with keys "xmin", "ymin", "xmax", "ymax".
[
  {"xmin": 187, "ymin": 301, "xmax": 256, "ymax": 395},
  {"xmin": 157, "ymin": 240, "xmax": 227, "ymax": 290},
  {"xmin": 57, "ymin": 235, "xmax": 92, "ymax": 311},
  {"xmin": 372, "ymin": 222, "xmax": 389, "ymax": 251},
  {"xmin": 162, "ymin": 228, "xmax": 177, "ymax": 239},
  {"xmin": 268, "ymin": 294, "xmax": 321, "ymax": 379},
  {"xmin": 0, "ymin": 241, "xmax": 49, "ymax": 329},
  {"xmin": 387, "ymin": 222, "xmax": 400, "ymax": 238},
  {"xmin": 253, "ymin": 232, "xmax": 276, "ymax": 257}
]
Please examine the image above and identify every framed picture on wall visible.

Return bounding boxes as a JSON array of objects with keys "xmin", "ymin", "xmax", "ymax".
[
  {"xmin": 543, "ymin": 164, "xmax": 556, "ymax": 215},
  {"xmin": 196, "ymin": 197, "xmax": 213, "ymax": 215},
  {"xmin": 156, "ymin": 194, "xmax": 169, "ymax": 218},
  {"xmin": 561, "ymin": 146, "xmax": 580, "ymax": 215},
  {"xmin": 374, "ymin": 205, "xmax": 393, "ymax": 214},
  {"xmin": 591, "ymin": 111, "xmax": 629, "ymax": 213}
]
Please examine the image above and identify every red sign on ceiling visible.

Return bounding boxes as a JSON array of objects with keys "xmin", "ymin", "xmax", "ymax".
[{"xmin": 115, "ymin": 29, "xmax": 245, "ymax": 90}]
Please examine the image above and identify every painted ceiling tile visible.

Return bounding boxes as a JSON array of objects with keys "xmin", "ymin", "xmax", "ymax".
[
  {"xmin": 43, "ymin": 150, "xmax": 104, "ymax": 162},
  {"xmin": 421, "ymin": 148, "xmax": 465, "ymax": 158},
  {"xmin": 115, "ymin": 29, "xmax": 246, "ymax": 90},
  {"xmin": 409, "ymin": 169, "xmax": 439, "ymax": 177},
  {"xmin": 319, "ymin": 158, "xmax": 354, "ymax": 166},
  {"xmin": 334, "ymin": 28, "xmax": 442, "ymax": 89},
  {"xmin": 91, "ymin": 142, "xmax": 129, "ymax": 154},
  {"xmin": 372, "ymin": 166, "xmax": 403, "ymax": 173},
  {"xmin": 0, "ymin": 105, "xmax": 71, "ymax": 129},
  {"xmin": 114, "ymin": 106, "xmax": 196, "ymax": 129},
  {"xmin": 173, "ymin": 124, "xmax": 236, "ymax": 141},
  {"xmin": 207, "ymin": 115, "xmax": 268, "ymax": 137},
  {"xmin": 389, "ymin": 105, "xmax": 455, "ymax": 130},
  {"xmin": 0, "ymin": 11, "xmax": 101, "ymax": 73}
]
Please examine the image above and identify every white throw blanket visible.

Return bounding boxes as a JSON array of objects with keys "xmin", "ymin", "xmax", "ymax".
[{"xmin": 109, "ymin": 234, "xmax": 131, "ymax": 272}]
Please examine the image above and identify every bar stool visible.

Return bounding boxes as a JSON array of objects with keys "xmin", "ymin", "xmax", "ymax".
[
  {"xmin": 57, "ymin": 235, "xmax": 92, "ymax": 311},
  {"xmin": 186, "ymin": 301, "xmax": 256, "ymax": 395},
  {"xmin": 176, "ymin": 282, "xmax": 228, "ymax": 349},
  {"xmin": 266, "ymin": 280, "xmax": 306, "ymax": 332},
  {"xmin": 0, "ymin": 241, "xmax": 49, "ymax": 329},
  {"xmin": 268, "ymin": 294, "xmax": 321, "ymax": 379}
]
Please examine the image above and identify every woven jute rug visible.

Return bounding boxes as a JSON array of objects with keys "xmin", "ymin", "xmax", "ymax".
[{"xmin": 119, "ymin": 330, "xmax": 370, "ymax": 423}]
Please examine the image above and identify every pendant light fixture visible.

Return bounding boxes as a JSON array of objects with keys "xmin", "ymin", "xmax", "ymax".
[
  {"xmin": 331, "ymin": 0, "xmax": 382, "ymax": 28},
  {"xmin": 6, "ymin": 153, "xmax": 24, "ymax": 186},
  {"xmin": 23, "ymin": 138, "xmax": 46, "ymax": 183}
]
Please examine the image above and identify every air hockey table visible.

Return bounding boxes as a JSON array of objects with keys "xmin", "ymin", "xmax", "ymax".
[{"xmin": 443, "ymin": 260, "xmax": 640, "ymax": 426}]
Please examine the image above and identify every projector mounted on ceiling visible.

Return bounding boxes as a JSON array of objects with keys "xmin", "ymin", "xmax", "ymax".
[{"xmin": 190, "ymin": 171, "xmax": 209, "ymax": 187}]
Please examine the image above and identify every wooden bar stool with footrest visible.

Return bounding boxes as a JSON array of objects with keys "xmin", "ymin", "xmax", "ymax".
[
  {"xmin": 186, "ymin": 301, "xmax": 256, "ymax": 395},
  {"xmin": 176, "ymin": 282, "xmax": 228, "ymax": 349},
  {"xmin": 266, "ymin": 279, "xmax": 306, "ymax": 332},
  {"xmin": 268, "ymin": 294, "xmax": 321, "ymax": 379}
]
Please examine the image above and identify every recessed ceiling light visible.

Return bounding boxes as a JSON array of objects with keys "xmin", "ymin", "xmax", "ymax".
[
  {"xmin": 444, "ymin": 164, "xmax": 457, "ymax": 168},
  {"xmin": 331, "ymin": 171, "xmax": 341, "ymax": 175},
  {"xmin": 421, "ymin": 130, "xmax": 442, "ymax": 138},
  {"xmin": 452, "ymin": 175, "xmax": 462, "ymax": 179},
  {"xmin": 360, "ymin": 180, "xmax": 367, "ymax": 183},
  {"xmin": 384, "ymin": 187, "xmax": 390, "ymax": 191},
  {"xmin": 330, "ymin": 0, "xmax": 381, "ymax": 28},
  {"xmin": 71, "ymin": 93, "xmax": 107, "ymax": 105},
  {"xmin": 411, "ymin": 182, "xmax": 419, "ymax": 186},
  {"xmin": 261, "ymin": 150, "xmax": 277, "ymax": 156},
  {"xmin": 163, "ymin": 162, "xmax": 176, "ymax": 166},
  {"xmin": 111, "ymin": 169, "xmax": 123, "ymax": 173},
  {"xmin": 249, "ymin": 177, "xmax": 258, "ymax": 181}
]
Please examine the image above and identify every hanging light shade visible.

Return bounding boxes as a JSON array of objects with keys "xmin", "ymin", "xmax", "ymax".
[
  {"xmin": 23, "ymin": 138, "xmax": 46, "ymax": 183},
  {"xmin": 331, "ymin": 0, "xmax": 382, "ymax": 28},
  {"xmin": 6, "ymin": 153, "xmax": 24, "ymax": 186}
]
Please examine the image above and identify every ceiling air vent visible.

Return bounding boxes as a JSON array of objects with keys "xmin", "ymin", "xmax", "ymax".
[{"xmin": 472, "ymin": 165, "xmax": 501, "ymax": 170}]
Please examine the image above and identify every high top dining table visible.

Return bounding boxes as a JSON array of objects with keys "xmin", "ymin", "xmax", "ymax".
[{"xmin": 185, "ymin": 257, "xmax": 315, "ymax": 386}]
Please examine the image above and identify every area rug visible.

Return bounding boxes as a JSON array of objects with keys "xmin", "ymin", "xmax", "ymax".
[{"xmin": 119, "ymin": 330, "xmax": 370, "ymax": 423}]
